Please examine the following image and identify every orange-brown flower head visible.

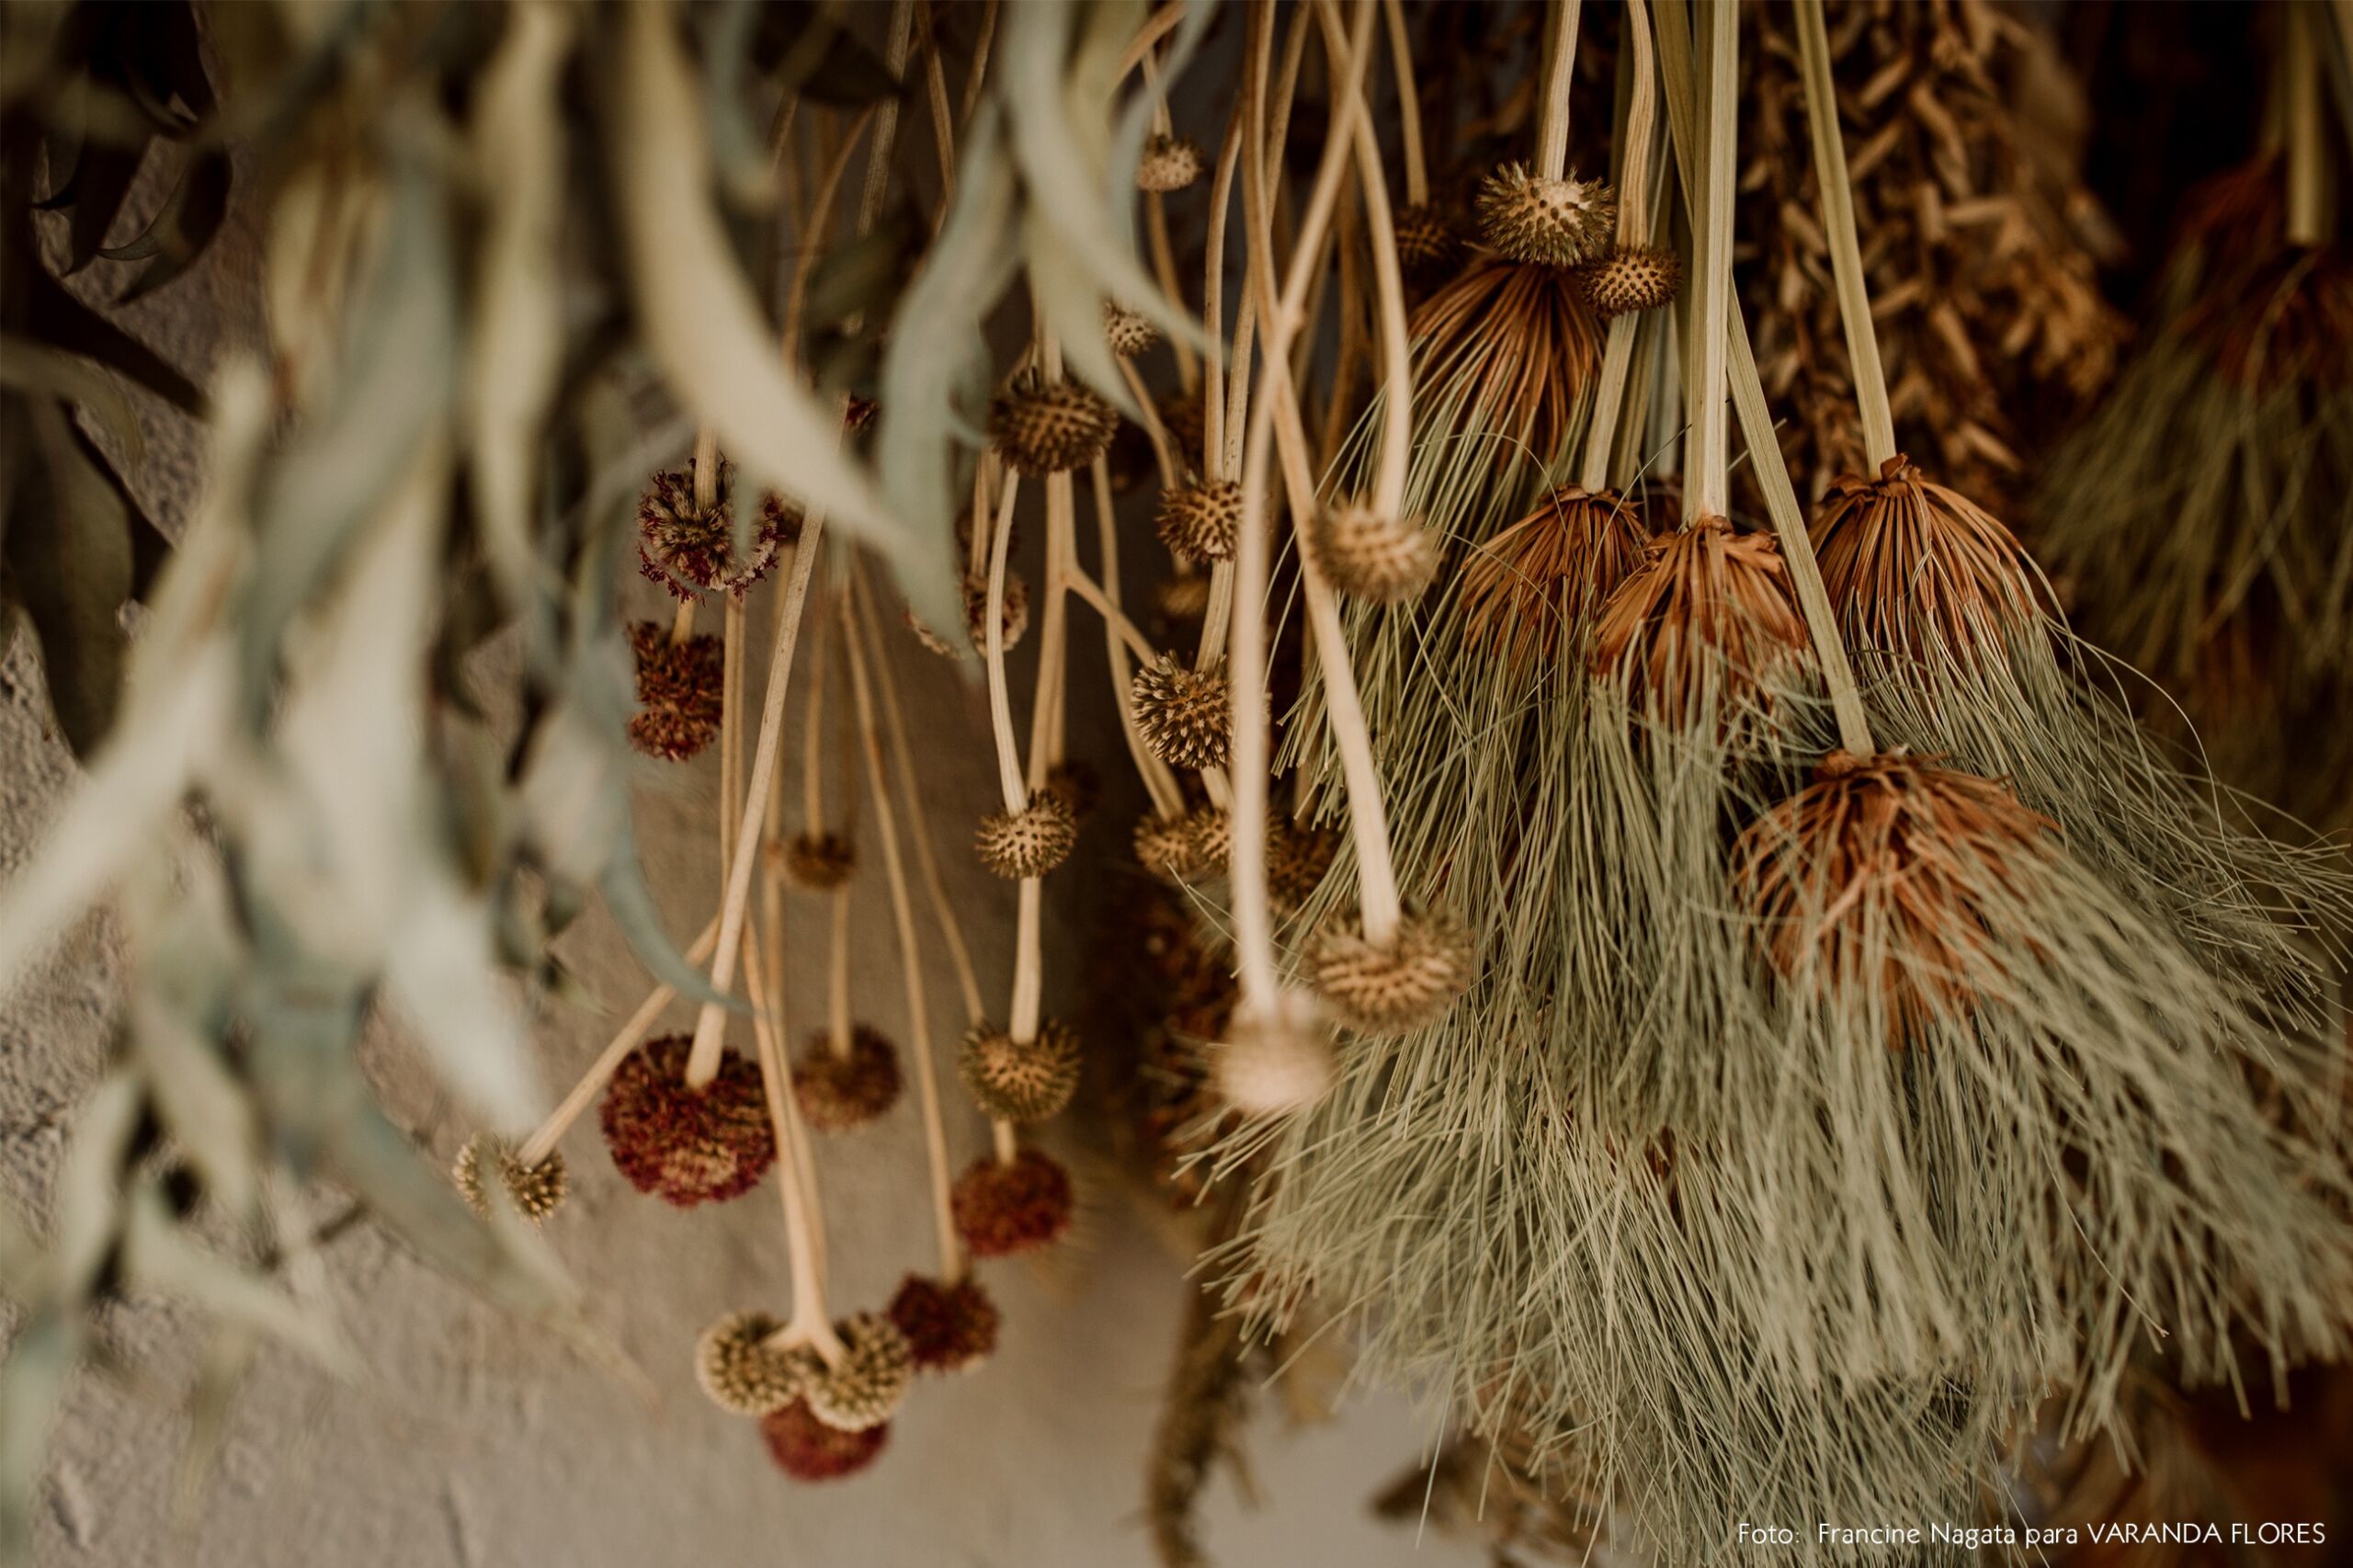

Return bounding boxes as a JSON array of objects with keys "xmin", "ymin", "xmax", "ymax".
[
  {"xmin": 1409, "ymin": 259, "xmax": 1602, "ymax": 460},
  {"xmin": 1580, "ymin": 243, "xmax": 1683, "ymax": 319},
  {"xmin": 451, "ymin": 1135, "xmax": 569, "ymax": 1222},
  {"xmin": 1313, "ymin": 506, "xmax": 1439, "ymax": 603},
  {"xmin": 1132, "ymin": 812, "xmax": 1201, "ymax": 881},
  {"xmin": 1156, "ymin": 479, "xmax": 1243, "ymax": 563},
  {"xmin": 1589, "ymin": 516, "xmax": 1812, "ymax": 725},
  {"xmin": 806, "ymin": 1312, "xmax": 914, "ymax": 1434},
  {"xmin": 1810, "ymin": 455, "xmax": 2043, "ymax": 664},
  {"xmin": 792, "ymin": 1027, "xmax": 903, "ymax": 1131},
  {"xmin": 887, "ymin": 1275, "xmax": 1000, "ymax": 1374},
  {"xmin": 762, "ymin": 1398, "xmax": 889, "ymax": 1481},
  {"xmin": 958, "ymin": 1019, "xmax": 1082, "ymax": 1123},
  {"xmin": 626, "ymin": 622, "xmax": 726, "ymax": 761},
  {"xmin": 598, "ymin": 1035, "xmax": 776, "ymax": 1206},
  {"xmin": 1308, "ymin": 910, "xmax": 1474, "ymax": 1035},
  {"xmin": 1476, "ymin": 164, "xmax": 1618, "ymax": 268},
  {"xmin": 987, "ymin": 374, "xmax": 1119, "ymax": 475},
  {"xmin": 952, "ymin": 1149, "xmax": 1075, "ymax": 1258},
  {"xmin": 975, "ymin": 790, "xmax": 1078, "ymax": 880},
  {"xmin": 1461, "ymin": 484, "xmax": 1654, "ymax": 669},
  {"xmin": 1137, "ymin": 133, "xmax": 1206, "ymax": 193}
]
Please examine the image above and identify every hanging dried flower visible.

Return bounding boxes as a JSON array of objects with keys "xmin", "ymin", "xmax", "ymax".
[
  {"xmin": 1589, "ymin": 517, "xmax": 1812, "ymax": 731},
  {"xmin": 1406, "ymin": 258, "xmax": 1602, "ymax": 464},
  {"xmin": 887, "ymin": 1274, "xmax": 1001, "ymax": 1374},
  {"xmin": 1307, "ymin": 910, "xmax": 1474, "ymax": 1036},
  {"xmin": 696, "ymin": 1311, "xmax": 821, "ymax": 1416},
  {"xmin": 1460, "ymin": 485, "xmax": 1654, "ymax": 669},
  {"xmin": 1137, "ymin": 132, "xmax": 1206, "ymax": 192},
  {"xmin": 1131, "ymin": 653, "xmax": 1236, "ymax": 770},
  {"xmin": 761, "ymin": 1398, "xmax": 889, "ymax": 1482},
  {"xmin": 806, "ymin": 1312, "xmax": 915, "ymax": 1434},
  {"xmin": 987, "ymin": 373, "xmax": 1120, "ymax": 475},
  {"xmin": 1155, "ymin": 479, "xmax": 1243, "ymax": 563},
  {"xmin": 598, "ymin": 1035, "xmax": 776, "ymax": 1207},
  {"xmin": 1475, "ymin": 163, "xmax": 1618, "ymax": 268},
  {"xmin": 975, "ymin": 790, "xmax": 1078, "ymax": 880},
  {"xmin": 792, "ymin": 1027, "xmax": 904, "ymax": 1132},
  {"xmin": 1180, "ymin": 804, "xmax": 1231, "ymax": 877},
  {"xmin": 1312, "ymin": 507, "xmax": 1438, "ymax": 603},
  {"xmin": 635, "ymin": 460, "xmax": 788, "ymax": 601},
  {"xmin": 1579, "ymin": 244, "xmax": 1682, "ymax": 319},
  {"xmin": 1811, "ymin": 455, "xmax": 2041, "ymax": 659},
  {"xmin": 1132, "ymin": 812, "xmax": 1201, "ymax": 882},
  {"xmin": 450, "ymin": 1135, "xmax": 569, "ymax": 1222},
  {"xmin": 781, "ymin": 831, "xmax": 858, "ymax": 891},
  {"xmin": 625, "ymin": 621, "xmax": 726, "ymax": 762},
  {"xmin": 958, "ymin": 1020, "xmax": 1082, "ymax": 1124},
  {"xmin": 951, "ymin": 1149, "xmax": 1074, "ymax": 1258}
]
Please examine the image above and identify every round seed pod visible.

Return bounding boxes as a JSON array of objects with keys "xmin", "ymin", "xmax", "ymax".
[
  {"xmin": 1157, "ymin": 389, "xmax": 1209, "ymax": 470},
  {"xmin": 1105, "ymin": 301, "xmax": 1160, "ymax": 358},
  {"xmin": 1155, "ymin": 479, "xmax": 1243, "ymax": 563},
  {"xmin": 762, "ymin": 1397, "xmax": 889, "ymax": 1482},
  {"xmin": 636, "ymin": 459, "xmax": 786, "ymax": 600},
  {"xmin": 1308, "ymin": 910, "xmax": 1474, "ymax": 1035},
  {"xmin": 1151, "ymin": 571, "xmax": 1212, "ymax": 628},
  {"xmin": 1131, "ymin": 653, "xmax": 1236, "ymax": 770},
  {"xmin": 975, "ymin": 790, "xmax": 1078, "ymax": 880},
  {"xmin": 599, "ymin": 1034, "xmax": 776, "ymax": 1206},
  {"xmin": 987, "ymin": 375, "xmax": 1119, "ymax": 476},
  {"xmin": 696, "ymin": 1311, "xmax": 821, "ymax": 1416},
  {"xmin": 1136, "ymin": 133, "xmax": 1206, "ymax": 193},
  {"xmin": 1392, "ymin": 201, "xmax": 1461, "ymax": 277},
  {"xmin": 911, "ymin": 572, "xmax": 1032, "ymax": 659},
  {"xmin": 1183, "ymin": 803, "xmax": 1232, "ymax": 876},
  {"xmin": 1132, "ymin": 812, "xmax": 1200, "ymax": 882},
  {"xmin": 451, "ymin": 1135, "xmax": 569, "ymax": 1222},
  {"xmin": 1042, "ymin": 758, "xmax": 1102, "ymax": 824},
  {"xmin": 792, "ymin": 1027, "xmax": 904, "ymax": 1132},
  {"xmin": 887, "ymin": 1274, "xmax": 1001, "ymax": 1374},
  {"xmin": 1313, "ymin": 507, "xmax": 1439, "ymax": 603},
  {"xmin": 1215, "ymin": 992, "xmax": 1333, "ymax": 1116},
  {"xmin": 1267, "ymin": 819, "xmax": 1338, "ymax": 915},
  {"xmin": 782, "ymin": 831, "xmax": 857, "ymax": 891},
  {"xmin": 625, "ymin": 622, "xmax": 725, "ymax": 762},
  {"xmin": 951, "ymin": 1149, "xmax": 1075, "ymax": 1258},
  {"xmin": 806, "ymin": 1312, "xmax": 914, "ymax": 1434},
  {"xmin": 1474, "ymin": 163, "xmax": 1618, "ymax": 269},
  {"xmin": 958, "ymin": 1019, "xmax": 1082, "ymax": 1124},
  {"xmin": 1580, "ymin": 243, "xmax": 1682, "ymax": 319}
]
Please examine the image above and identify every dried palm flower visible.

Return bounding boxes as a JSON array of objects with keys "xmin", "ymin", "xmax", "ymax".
[
  {"xmin": 1460, "ymin": 484, "xmax": 1654, "ymax": 669},
  {"xmin": 1155, "ymin": 479, "xmax": 1242, "ymax": 563},
  {"xmin": 1392, "ymin": 201, "xmax": 1461, "ymax": 277},
  {"xmin": 951, "ymin": 1149, "xmax": 1074, "ymax": 1258},
  {"xmin": 1214, "ymin": 992, "xmax": 1332, "ymax": 1116},
  {"xmin": 625, "ymin": 622, "xmax": 725, "ymax": 761},
  {"xmin": 974, "ymin": 790, "xmax": 1077, "ymax": 880},
  {"xmin": 1404, "ymin": 256, "xmax": 1603, "ymax": 468},
  {"xmin": 1307, "ymin": 910, "xmax": 1472, "ymax": 1036},
  {"xmin": 598, "ymin": 1034, "xmax": 775, "ymax": 1207},
  {"xmin": 696, "ymin": 1310, "xmax": 819, "ymax": 1416},
  {"xmin": 1042, "ymin": 758, "xmax": 1101, "ymax": 824},
  {"xmin": 450, "ymin": 1135, "xmax": 569, "ymax": 1222},
  {"xmin": 1475, "ymin": 163, "xmax": 1617, "ymax": 268},
  {"xmin": 1265, "ymin": 818, "xmax": 1337, "ymax": 915},
  {"xmin": 762, "ymin": 1398, "xmax": 889, "ymax": 1482},
  {"xmin": 635, "ymin": 460, "xmax": 787, "ymax": 600},
  {"xmin": 1580, "ymin": 243, "xmax": 1682, "ymax": 318},
  {"xmin": 1105, "ymin": 301, "xmax": 1160, "ymax": 358},
  {"xmin": 806, "ymin": 1312, "xmax": 915, "ymax": 1434},
  {"xmin": 887, "ymin": 1275, "xmax": 1000, "ymax": 1374},
  {"xmin": 987, "ymin": 373, "xmax": 1120, "ymax": 477},
  {"xmin": 1589, "ymin": 517, "xmax": 1812, "ymax": 731},
  {"xmin": 780, "ymin": 830, "xmax": 856, "ymax": 890},
  {"xmin": 1136, "ymin": 132, "xmax": 1206, "ymax": 192},
  {"xmin": 1131, "ymin": 653, "xmax": 1235, "ymax": 770},
  {"xmin": 957, "ymin": 1019, "xmax": 1081, "ymax": 1124},
  {"xmin": 791, "ymin": 1027, "xmax": 903, "ymax": 1131},
  {"xmin": 1311, "ymin": 506, "xmax": 1438, "ymax": 603}
]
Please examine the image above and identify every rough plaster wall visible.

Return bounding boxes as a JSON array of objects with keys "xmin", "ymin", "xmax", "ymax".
[{"xmin": 0, "ymin": 137, "xmax": 1482, "ymax": 1568}]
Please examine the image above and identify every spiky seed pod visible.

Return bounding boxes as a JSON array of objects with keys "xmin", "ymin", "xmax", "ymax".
[
  {"xmin": 1155, "ymin": 480, "xmax": 1243, "ymax": 563},
  {"xmin": 1308, "ymin": 911, "xmax": 1473, "ymax": 1035},
  {"xmin": 636, "ymin": 460, "xmax": 786, "ymax": 600},
  {"xmin": 1182, "ymin": 804, "xmax": 1231, "ymax": 875},
  {"xmin": 958, "ymin": 1020, "xmax": 1082, "ymax": 1124},
  {"xmin": 1131, "ymin": 653, "xmax": 1236, "ymax": 769},
  {"xmin": 1580, "ymin": 243, "xmax": 1683, "ymax": 319},
  {"xmin": 1475, "ymin": 163, "xmax": 1618, "ymax": 268},
  {"xmin": 762, "ymin": 1398, "xmax": 890, "ymax": 1482},
  {"xmin": 625, "ymin": 622, "xmax": 726, "ymax": 762},
  {"xmin": 1392, "ymin": 201, "xmax": 1461, "ymax": 276},
  {"xmin": 1105, "ymin": 301, "xmax": 1160, "ymax": 358},
  {"xmin": 951, "ymin": 1149, "xmax": 1075, "ymax": 1258},
  {"xmin": 1266, "ymin": 819, "xmax": 1338, "ymax": 915},
  {"xmin": 974, "ymin": 790, "xmax": 1077, "ymax": 880},
  {"xmin": 1152, "ymin": 572, "xmax": 1212, "ymax": 628},
  {"xmin": 450, "ymin": 1135, "xmax": 569, "ymax": 1222},
  {"xmin": 888, "ymin": 1274, "xmax": 1001, "ymax": 1374},
  {"xmin": 1136, "ymin": 133, "xmax": 1205, "ymax": 192},
  {"xmin": 781, "ymin": 831, "xmax": 857, "ymax": 891},
  {"xmin": 1460, "ymin": 485, "xmax": 1654, "ymax": 669},
  {"xmin": 598, "ymin": 1034, "xmax": 776, "ymax": 1206},
  {"xmin": 792, "ymin": 1027, "xmax": 904, "ymax": 1131},
  {"xmin": 987, "ymin": 374, "xmax": 1119, "ymax": 475},
  {"xmin": 1313, "ymin": 507, "xmax": 1439, "ymax": 603},
  {"xmin": 912, "ymin": 572, "xmax": 1034, "ymax": 659},
  {"xmin": 1215, "ymin": 992, "xmax": 1332, "ymax": 1116},
  {"xmin": 696, "ymin": 1311, "xmax": 821, "ymax": 1416},
  {"xmin": 1042, "ymin": 758, "xmax": 1101, "ymax": 824},
  {"xmin": 1588, "ymin": 516, "xmax": 1812, "ymax": 729},
  {"xmin": 1132, "ymin": 812, "xmax": 1200, "ymax": 882},
  {"xmin": 805, "ymin": 1312, "xmax": 915, "ymax": 1434}
]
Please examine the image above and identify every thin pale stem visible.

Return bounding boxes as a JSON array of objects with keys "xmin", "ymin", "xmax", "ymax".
[
  {"xmin": 1202, "ymin": 102, "xmax": 1246, "ymax": 477},
  {"xmin": 1119, "ymin": 355, "xmax": 1180, "ymax": 491},
  {"xmin": 1793, "ymin": 0, "xmax": 1896, "ymax": 469},
  {"xmin": 1688, "ymin": 0, "xmax": 1736, "ymax": 518},
  {"xmin": 2286, "ymin": 6, "xmax": 2326, "ymax": 246},
  {"xmin": 669, "ymin": 597, "xmax": 696, "ymax": 647},
  {"xmin": 1537, "ymin": 0, "xmax": 1583, "ymax": 182},
  {"xmin": 981, "ymin": 470, "xmax": 1029, "ymax": 811},
  {"xmin": 781, "ymin": 105, "xmax": 879, "ymax": 361},
  {"xmin": 800, "ymin": 585, "xmax": 828, "ymax": 833},
  {"xmin": 827, "ymin": 884, "xmax": 851, "ymax": 1057},
  {"xmin": 1064, "ymin": 562, "xmax": 1159, "ymax": 664},
  {"xmin": 742, "ymin": 910, "xmax": 843, "ymax": 1364},
  {"xmin": 1086, "ymin": 459, "xmax": 1188, "ymax": 818},
  {"xmin": 1380, "ymin": 0, "xmax": 1428, "ymax": 208},
  {"xmin": 959, "ymin": 0, "xmax": 999, "ymax": 128},
  {"xmin": 691, "ymin": 426, "xmax": 720, "ymax": 512},
  {"xmin": 1146, "ymin": 193, "xmax": 1200, "ymax": 394},
  {"xmin": 1322, "ymin": 3, "xmax": 1412, "ymax": 519},
  {"xmin": 1617, "ymin": 0, "xmax": 1659, "ymax": 243}
]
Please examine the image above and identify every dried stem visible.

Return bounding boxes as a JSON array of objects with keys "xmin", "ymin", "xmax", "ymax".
[
  {"xmin": 1329, "ymin": 4, "xmax": 1412, "ymax": 520},
  {"xmin": 1537, "ymin": 0, "xmax": 1584, "ymax": 182},
  {"xmin": 1793, "ymin": 0, "xmax": 1896, "ymax": 469},
  {"xmin": 691, "ymin": 426, "xmax": 720, "ymax": 512},
  {"xmin": 1617, "ymin": 0, "xmax": 1659, "ymax": 243},
  {"xmin": 981, "ymin": 470, "xmax": 1029, "ymax": 812},
  {"xmin": 743, "ymin": 910, "xmax": 843, "ymax": 1364},
  {"xmin": 1064, "ymin": 561, "xmax": 1160, "ymax": 664},
  {"xmin": 827, "ymin": 881, "xmax": 852, "ymax": 1058},
  {"xmin": 799, "ymin": 587, "xmax": 829, "ymax": 833},
  {"xmin": 1086, "ymin": 459, "xmax": 1187, "ymax": 819},
  {"xmin": 1688, "ymin": 0, "xmax": 1735, "ymax": 518},
  {"xmin": 1380, "ymin": 0, "xmax": 1428, "ymax": 208},
  {"xmin": 2286, "ymin": 6, "xmax": 2327, "ymax": 246},
  {"xmin": 668, "ymin": 597, "xmax": 696, "ymax": 647}
]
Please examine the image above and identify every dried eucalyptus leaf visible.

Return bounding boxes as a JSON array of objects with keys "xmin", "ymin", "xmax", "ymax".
[
  {"xmin": 119, "ymin": 1186, "xmax": 356, "ymax": 1379},
  {"xmin": 132, "ymin": 995, "xmax": 259, "ymax": 1221},
  {"xmin": 0, "ymin": 1310, "xmax": 82, "ymax": 1566},
  {"xmin": 110, "ymin": 150, "xmax": 233, "ymax": 303},
  {"xmin": 600, "ymin": 812, "xmax": 739, "ymax": 1012},
  {"xmin": 25, "ymin": 269, "xmax": 204, "ymax": 415},
  {"xmin": 51, "ymin": 1073, "xmax": 141, "ymax": 1302},
  {"xmin": 0, "ymin": 337, "xmax": 144, "ymax": 465},
  {"xmin": 170, "ymin": 1326, "xmax": 256, "ymax": 1527},
  {"xmin": 7, "ymin": 401, "xmax": 134, "ymax": 756}
]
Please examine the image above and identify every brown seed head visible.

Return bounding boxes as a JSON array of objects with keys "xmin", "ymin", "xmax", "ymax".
[
  {"xmin": 1133, "ymin": 812, "xmax": 1201, "ymax": 881},
  {"xmin": 696, "ymin": 1311, "xmax": 821, "ymax": 1415},
  {"xmin": 1580, "ymin": 244, "xmax": 1683, "ymax": 318},
  {"xmin": 1408, "ymin": 259, "xmax": 1601, "ymax": 460},
  {"xmin": 1183, "ymin": 803, "xmax": 1232, "ymax": 875},
  {"xmin": 1156, "ymin": 479, "xmax": 1243, "ymax": 563},
  {"xmin": 1131, "ymin": 653, "xmax": 1236, "ymax": 769},
  {"xmin": 975, "ymin": 790, "xmax": 1078, "ymax": 880},
  {"xmin": 1313, "ymin": 507, "xmax": 1439, "ymax": 603},
  {"xmin": 1589, "ymin": 516, "xmax": 1812, "ymax": 726},
  {"xmin": 762, "ymin": 1397, "xmax": 890, "ymax": 1481},
  {"xmin": 988, "ymin": 374, "xmax": 1120, "ymax": 475},
  {"xmin": 958, "ymin": 1019, "xmax": 1083, "ymax": 1123},
  {"xmin": 1105, "ymin": 301, "xmax": 1161, "ymax": 358},
  {"xmin": 1137, "ymin": 133, "xmax": 1206, "ymax": 192},
  {"xmin": 782, "ymin": 831, "xmax": 857, "ymax": 891},
  {"xmin": 1461, "ymin": 485, "xmax": 1654, "ymax": 669},
  {"xmin": 636, "ymin": 459, "xmax": 786, "ymax": 600},
  {"xmin": 1812, "ymin": 455, "xmax": 2043, "ymax": 661},
  {"xmin": 1476, "ymin": 164, "xmax": 1618, "ymax": 268},
  {"xmin": 598, "ymin": 1035, "xmax": 776, "ymax": 1206},
  {"xmin": 1732, "ymin": 750, "xmax": 2055, "ymax": 1044},
  {"xmin": 1043, "ymin": 758, "xmax": 1102, "ymax": 823},
  {"xmin": 807, "ymin": 1312, "xmax": 915, "ymax": 1434},
  {"xmin": 887, "ymin": 1275, "xmax": 1001, "ymax": 1374},
  {"xmin": 626, "ymin": 622, "xmax": 726, "ymax": 762},
  {"xmin": 451, "ymin": 1136, "xmax": 569, "ymax": 1222},
  {"xmin": 952, "ymin": 1149, "xmax": 1075, "ymax": 1258},
  {"xmin": 1392, "ymin": 202, "xmax": 1461, "ymax": 276},
  {"xmin": 792, "ymin": 1027, "xmax": 904, "ymax": 1132},
  {"xmin": 1309, "ymin": 910, "xmax": 1474, "ymax": 1035},
  {"xmin": 1267, "ymin": 818, "xmax": 1338, "ymax": 915}
]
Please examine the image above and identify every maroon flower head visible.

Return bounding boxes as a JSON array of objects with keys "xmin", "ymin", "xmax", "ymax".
[
  {"xmin": 598, "ymin": 1033, "xmax": 776, "ymax": 1206},
  {"xmin": 760, "ymin": 1398, "xmax": 889, "ymax": 1482},
  {"xmin": 887, "ymin": 1274, "xmax": 1001, "ymax": 1374},
  {"xmin": 951, "ymin": 1149, "xmax": 1074, "ymax": 1258},
  {"xmin": 626, "ymin": 621, "xmax": 725, "ymax": 761},
  {"xmin": 636, "ymin": 460, "xmax": 788, "ymax": 601}
]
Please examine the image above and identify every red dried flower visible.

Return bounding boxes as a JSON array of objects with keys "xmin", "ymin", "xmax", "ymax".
[
  {"xmin": 636, "ymin": 460, "xmax": 790, "ymax": 601},
  {"xmin": 625, "ymin": 620, "xmax": 725, "ymax": 761},
  {"xmin": 887, "ymin": 1274, "xmax": 1001, "ymax": 1374},
  {"xmin": 598, "ymin": 1033, "xmax": 776, "ymax": 1206},
  {"xmin": 760, "ymin": 1398, "xmax": 889, "ymax": 1482},
  {"xmin": 950, "ymin": 1149, "xmax": 1074, "ymax": 1258}
]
